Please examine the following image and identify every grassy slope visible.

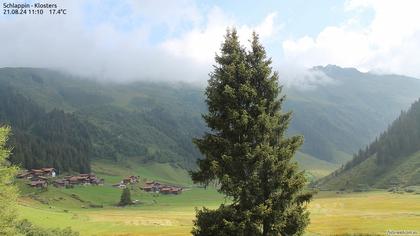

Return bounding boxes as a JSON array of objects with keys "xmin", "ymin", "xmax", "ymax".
[
  {"xmin": 91, "ymin": 160, "xmax": 193, "ymax": 186},
  {"xmin": 295, "ymin": 151, "xmax": 339, "ymax": 180},
  {"xmin": 318, "ymin": 151, "xmax": 420, "ymax": 190},
  {"xmin": 17, "ymin": 187, "xmax": 225, "ymax": 236},
  {"xmin": 17, "ymin": 190, "xmax": 420, "ymax": 236},
  {"xmin": 16, "ymin": 160, "xmax": 225, "ymax": 236},
  {"xmin": 377, "ymin": 151, "xmax": 420, "ymax": 187}
]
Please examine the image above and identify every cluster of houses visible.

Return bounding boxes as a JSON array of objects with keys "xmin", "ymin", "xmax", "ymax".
[
  {"xmin": 142, "ymin": 181, "xmax": 183, "ymax": 194},
  {"xmin": 111, "ymin": 177, "xmax": 184, "ymax": 195},
  {"xmin": 112, "ymin": 175, "xmax": 140, "ymax": 188},
  {"xmin": 17, "ymin": 168, "xmax": 183, "ymax": 195},
  {"xmin": 53, "ymin": 174, "xmax": 104, "ymax": 188},
  {"xmin": 16, "ymin": 168, "xmax": 104, "ymax": 188},
  {"xmin": 17, "ymin": 168, "xmax": 57, "ymax": 179},
  {"xmin": 16, "ymin": 168, "xmax": 57, "ymax": 188}
]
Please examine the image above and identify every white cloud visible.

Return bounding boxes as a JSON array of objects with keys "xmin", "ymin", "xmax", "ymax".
[
  {"xmin": 0, "ymin": 0, "xmax": 280, "ymax": 82},
  {"xmin": 277, "ymin": 63, "xmax": 335, "ymax": 90},
  {"xmin": 161, "ymin": 8, "xmax": 279, "ymax": 67},
  {"xmin": 282, "ymin": 0, "xmax": 420, "ymax": 78}
]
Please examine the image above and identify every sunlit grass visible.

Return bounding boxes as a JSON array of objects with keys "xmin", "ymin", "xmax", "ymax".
[{"xmin": 17, "ymin": 190, "xmax": 420, "ymax": 236}]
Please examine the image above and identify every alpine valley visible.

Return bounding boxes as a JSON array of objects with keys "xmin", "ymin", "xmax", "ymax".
[{"xmin": 2, "ymin": 66, "xmax": 420, "ymax": 235}]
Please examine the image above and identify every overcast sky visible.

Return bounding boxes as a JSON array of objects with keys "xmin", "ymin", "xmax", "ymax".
[{"xmin": 1, "ymin": 0, "xmax": 420, "ymax": 83}]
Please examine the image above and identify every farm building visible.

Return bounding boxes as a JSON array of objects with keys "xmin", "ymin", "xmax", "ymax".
[
  {"xmin": 28, "ymin": 180, "xmax": 48, "ymax": 188},
  {"xmin": 122, "ymin": 176, "xmax": 140, "ymax": 184},
  {"xmin": 113, "ymin": 175, "xmax": 140, "ymax": 188},
  {"xmin": 17, "ymin": 167, "xmax": 56, "ymax": 179},
  {"xmin": 142, "ymin": 181, "xmax": 183, "ymax": 194},
  {"xmin": 54, "ymin": 174, "xmax": 104, "ymax": 187}
]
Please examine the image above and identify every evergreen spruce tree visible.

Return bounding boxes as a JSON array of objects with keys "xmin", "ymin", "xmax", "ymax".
[
  {"xmin": 118, "ymin": 188, "xmax": 132, "ymax": 206},
  {"xmin": 191, "ymin": 29, "xmax": 312, "ymax": 236},
  {"xmin": 0, "ymin": 126, "xmax": 19, "ymax": 235}
]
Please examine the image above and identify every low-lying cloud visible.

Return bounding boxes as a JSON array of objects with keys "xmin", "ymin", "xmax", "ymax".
[
  {"xmin": 0, "ymin": 0, "xmax": 279, "ymax": 83},
  {"xmin": 1, "ymin": 0, "xmax": 420, "ymax": 86}
]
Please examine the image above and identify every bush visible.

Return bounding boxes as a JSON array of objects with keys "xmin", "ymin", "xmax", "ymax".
[
  {"xmin": 89, "ymin": 203, "xmax": 103, "ymax": 208},
  {"xmin": 16, "ymin": 219, "xmax": 79, "ymax": 236}
]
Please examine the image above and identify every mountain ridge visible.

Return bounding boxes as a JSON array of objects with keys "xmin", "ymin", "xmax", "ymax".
[{"xmin": 1, "ymin": 66, "xmax": 420, "ymax": 177}]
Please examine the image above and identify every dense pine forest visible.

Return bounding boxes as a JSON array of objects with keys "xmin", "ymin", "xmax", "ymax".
[
  {"xmin": 0, "ymin": 86, "xmax": 91, "ymax": 173},
  {"xmin": 0, "ymin": 68, "xmax": 206, "ymax": 171}
]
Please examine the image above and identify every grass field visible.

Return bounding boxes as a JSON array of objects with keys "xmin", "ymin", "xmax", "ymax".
[
  {"xmin": 15, "ymin": 161, "xmax": 420, "ymax": 235},
  {"xmin": 17, "ymin": 190, "xmax": 420, "ymax": 236},
  {"xmin": 17, "ymin": 187, "xmax": 224, "ymax": 236}
]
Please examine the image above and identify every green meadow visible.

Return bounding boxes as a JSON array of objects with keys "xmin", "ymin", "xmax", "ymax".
[{"xmin": 16, "ymin": 161, "xmax": 420, "ymax": 235}]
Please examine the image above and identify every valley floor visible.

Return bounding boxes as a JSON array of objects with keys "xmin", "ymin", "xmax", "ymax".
[
  {"xmin": 16, "ymin": 161, "xmax": 420, "ymax": 235},
  {"xmin": 17, "ymin": 190, "xmax": 420, "ymax": 236}
]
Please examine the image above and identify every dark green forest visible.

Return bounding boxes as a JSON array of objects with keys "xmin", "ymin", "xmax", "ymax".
[
  {"xmin": 0, "ymin": 68, "xmax": 206, "ymax": 171},
  {"xmin": 0, "ymin": 86, "xmax": 91, "ymax": 173}
]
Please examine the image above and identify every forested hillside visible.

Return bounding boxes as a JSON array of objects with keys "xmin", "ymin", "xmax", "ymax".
[
  {"xmin": 286, "ymin": 65, "xmax": 420, "ymax": 163},
  {"xmin": 1, "ymin": 67, "xmax": 420, "ymax": 175},
  {"xmin": 317, "ymin": 98, "xmax": 420, "ymax": 189},
  {"xmin": 0, "ymin": 86, "xmax": 91, "ymax": 173},
  {"xmin": 0, "ymin": 68, "xmax": 205, "ymax": 170}
]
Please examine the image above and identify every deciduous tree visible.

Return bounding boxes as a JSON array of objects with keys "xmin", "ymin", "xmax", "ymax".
[{"xmin": 0, "ymin": 126, "xmax": 19, "ymax": 235}]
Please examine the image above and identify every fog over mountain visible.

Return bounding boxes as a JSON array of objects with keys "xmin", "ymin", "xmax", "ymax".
[{"xmin": 2, "ymin": 1, "xmax": 420, "ymax": 84}]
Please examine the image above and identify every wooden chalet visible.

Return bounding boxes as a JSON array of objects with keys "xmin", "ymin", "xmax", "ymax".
[
  {"xmin": 122, "ymin": 176, "xmax": 140, "ymax": 184},
  {"xmin": 28, "ymin": 180, "xmax": 48, "ymax": 188},
  {"xmin": 53, "ymin": 179, "xmax": 68, "ymax": 187},
  {"xmin": 16, "ymin": 171, "xmax": 32, "ymax": 179},
  {"xmin": 160, "ymin": 187, "xmax": 182, "ymax": 194},
  {"xmin": 17, "ymin": 167, "xmax": 56, "ymax": 179},
  {"xmin": 54, "ymin": 174, "xmax": 103, "ymax": 187},
  {"xmin": 142, "ymin": 181, "xmax": 183, "ymax": 194}
]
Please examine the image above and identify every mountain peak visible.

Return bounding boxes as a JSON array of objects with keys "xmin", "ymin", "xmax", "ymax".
[{"xmin": 312, "ymin": 64, "xmax": 362, "ymax": 74}]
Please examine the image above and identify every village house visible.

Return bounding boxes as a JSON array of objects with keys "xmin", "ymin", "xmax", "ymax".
[
  {"xmin": 53, "ymin": 179, "xmax": 68, "ymax": 188},
  {"xmin": 16, "ymin": 170, "xmax": 32, "ymax": 179},
  {"xmin": 142, "ymin": 181, "xmax": 183, "ymax": 195},
  {"xmin": 54, "ymin": 174, "xmax": 104, "ymax": 187},
  {"xmin": 113, "ymin": 175, "xmax": 140, "ymax": 188},
  {"xmin": 142, "ymin": 181, "xmax": 162, "ymax": 192},
  {"xmin": 18, "ymin": 167, "xmax": 104, "ymax": 188},
  {"xmin": 41, "ymin": 168, "xmax": 56, "ymax": 177},
  {"xmin": 160, "ymin": 187, "xmax": 182, "ymax": 195},
  {"xmin": 17, "ymin": 167, "xmax": 56, "ymax": 180},
  {"xmin": 122, "ymin": 175, "xmax": 140, "ymax": 184},
  {"xmin": 28, "ymin": 180, "xmax": 48, "ymax": 188}
]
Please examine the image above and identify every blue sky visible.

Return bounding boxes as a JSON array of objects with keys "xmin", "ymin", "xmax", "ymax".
[
  {"xmin": 1, "ymin": 0, "xmax": 419, "ymax": 82},
  {"xmin": 80, "ymin": 1, "xmax": 358, "ymax": 45}
]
